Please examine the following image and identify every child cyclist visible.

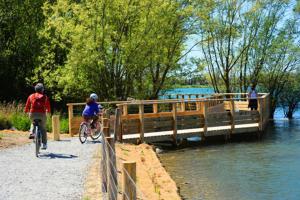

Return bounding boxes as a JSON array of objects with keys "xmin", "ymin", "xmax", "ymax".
[{"xmin": 82, "ymin": 93, "xmax": 103, "ymax": 131}]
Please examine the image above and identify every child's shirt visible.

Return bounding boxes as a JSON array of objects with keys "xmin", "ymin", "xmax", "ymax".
[{"xmin": 82, "ymin": 102, "xmax": 100, "ymax": 116}]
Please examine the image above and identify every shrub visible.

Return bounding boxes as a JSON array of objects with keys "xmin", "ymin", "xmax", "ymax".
[
  {"xmin": 10, "ymin": 113, "xmax": 31, "ymax": 131},
  {"xmin": 46, "ymin": 116, "xmax": 52, "ymax": 132},
  {"xmin": 60, "ymin": 117, "xmax": 69, "ymax": 133},
  {"xmin": 0, "ymin": 115, "xmax": 11, "ymax": 130}
]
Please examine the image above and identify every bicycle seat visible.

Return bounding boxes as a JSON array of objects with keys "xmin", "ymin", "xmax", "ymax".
[{"xmin": 33, "ymin": 119, "xmax": 42, "ymax": 126}]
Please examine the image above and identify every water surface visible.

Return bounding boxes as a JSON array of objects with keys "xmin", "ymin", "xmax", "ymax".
[{"xmin": 159, "ymin": 119, "xmax": 300, "ymax": 200}]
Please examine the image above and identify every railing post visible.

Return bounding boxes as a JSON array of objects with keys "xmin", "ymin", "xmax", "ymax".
[
  {"xmin": 114, "ymin": 108, "xmax": 121, "ymax": 142},
  {"xmin": 153, "ymin": 103, "xmax": 158, "ymax": 114},
  {"xmin": 101, "ymin": 136, "xmax": 107, "ymax": 193},
  {"xmin": 258, "ymin": 98, "xmax": 263, "ymax": 131},
  {"xmin": 123, "ymin": 104, "xmax": 128, "ymax": 116},
  {"xmin": 122, "ymin": 161, "xmax": 136, "ymax": 200},
  {"xmin": 202, "ymin": 101, "xmax": 208, "ymax": 139},
  {"xmin": 229, "ymin": 99, "xmax": 235, "ymax": 139},
  {"xmin": 106, "ymin": 137, "xmax": 117, "ymax": 200},
  {"xmin": 52, "ymin": 115, "xmax": 60, "ymax": 141},
  {"xmin": 181, "ymin": 95, "xmax": 185, "ymax": 111},
  {"xmin": 102, "ymin": 110, "xmax": 110, "ymax": 137},
  {"xmin": 172, "ymin": 103, "xmax": 177, "ymax": 145},
  {"xmin": 117, "ymin": 105, "xmax": 123, "ymax": 142},
  {"xmin": 139, "ymin": 103, "xmax": 144, "ymax": 143},
  {"xmin": 196, "ymin": 101, "xmax": 200, "ymax": 111},
  {"xmin": 68, "ymin": 104, "xmax": 73, "ymax": 137},
  {"xmin": 263, "ymin": 95, "xmax": 268, "ymax": 128}
]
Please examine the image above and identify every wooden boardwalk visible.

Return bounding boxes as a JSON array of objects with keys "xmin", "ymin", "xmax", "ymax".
[
  {"xmin": 67, "ymin": 93, "xmax": 270, "ymax": 144},
  {"xmin": 122, "ymin": 123, "xmax": 259, "ymax": 143}
]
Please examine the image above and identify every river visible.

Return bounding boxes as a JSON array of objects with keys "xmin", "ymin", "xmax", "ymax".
[{"xmin": 158, "ymin": 88, "xmax": 300, "ymax": 200}]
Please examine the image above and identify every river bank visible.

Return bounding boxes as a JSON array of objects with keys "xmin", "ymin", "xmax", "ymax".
[
  {"xmin": 115, "ymin": 143, "xmax": 181, "ymax": 200},
  {"xmin": 84, "ymin": 142, "xmax": 181, "ymax": 200}
]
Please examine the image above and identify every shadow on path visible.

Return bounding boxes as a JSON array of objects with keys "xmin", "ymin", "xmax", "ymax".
[
  {"xmin": 85, "ymin": 140, "xmax": 102, "ymax": 144},
  {"xmin": 39, "ymin": 153, "xmax": 78, "ymax": 159},
  {"xmin": 57, "ymin": 139, "xmax": 72, "ymax": 142}
]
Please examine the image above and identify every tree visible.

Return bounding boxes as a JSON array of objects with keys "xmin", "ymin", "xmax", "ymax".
[
  {"xmin": 278, "ymin": 72, "xmax": 300, "ymax": 119},
  {"xmin": 35, "ymin": 0, "xmax": 209, "ymax": 101},
  {"xmin": 199, "ymin": 1, "xmax": 298, "ymax": 91},
  {"xmin": 197, "ymin": 0, "xmax": 300, "ymax": 118},
  {"xmin": 0, "ymin": 0, "xmax": 45, "ymax": 101}
]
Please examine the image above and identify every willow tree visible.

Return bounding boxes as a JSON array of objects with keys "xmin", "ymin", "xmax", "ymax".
[
  {"xmin": 34, "ymin": 0, "xmax": 209, "ymax": 101},
  {"xmin": 198, "ymin": 0, "xmax": 298, "ymax": 94},
  {"xmin": 278, "ymin": 72, "xmax": 300, "ymax": 119}
]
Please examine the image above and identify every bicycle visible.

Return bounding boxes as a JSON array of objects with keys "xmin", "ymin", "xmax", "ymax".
[
  {"xmin": 79, "ymin": 117, "xmax": 103, "ymax": 144},
  {"xmin": 33, "ymin": 119, "xmax": 42, "ymax": 157}
]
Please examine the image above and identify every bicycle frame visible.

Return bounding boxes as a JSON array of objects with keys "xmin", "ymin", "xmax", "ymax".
[
  {"xmin": 79, "ymin": 116, "xmax": 103, "ymax": 143},
  {"xmin": 33, "ymin": 119, "xmax": 42, "ymax": 157}
]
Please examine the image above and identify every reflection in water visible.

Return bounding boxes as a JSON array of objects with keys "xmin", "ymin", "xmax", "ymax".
[{"xmin": 159, "ymin": 120, "xmax": 300, "ymax": 200}]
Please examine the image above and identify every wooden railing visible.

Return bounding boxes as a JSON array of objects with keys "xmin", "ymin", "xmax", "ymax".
[
  {"xmin": 67, "ymin": 93, "xmax": 270, "ymax": 141},
  {"xmin": 115, "ymin": 93, "xmax": 270, "ymax": 143}
]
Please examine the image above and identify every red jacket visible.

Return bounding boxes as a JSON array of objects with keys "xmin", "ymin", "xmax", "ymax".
[{"xmin": 25, "ymin": 93, "xmax": 51, "ymax": 113}]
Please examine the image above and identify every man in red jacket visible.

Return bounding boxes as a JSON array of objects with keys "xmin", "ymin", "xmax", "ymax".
[{"xmin": 25, "ymin": 83, "xmax": 51, "ymax": 149}]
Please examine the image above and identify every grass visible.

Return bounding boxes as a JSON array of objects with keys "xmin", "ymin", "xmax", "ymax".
[
  {"xmin": 0, "ymin": 114, "xmax": 12, "ymax": 130},
  {"xmin": 10, "ymin": 113, "xmax": 31, "ymax": 131},
  {"xmin": 0, "ymin": 102, "xmax": 69, "ymax": 133},
  {"xmin": 60, "ymin": 117, "xmax": 69, "ymax": 133}
]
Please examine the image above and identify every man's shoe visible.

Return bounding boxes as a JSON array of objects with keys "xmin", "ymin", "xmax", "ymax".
[
  {"xmin": 41, "ymin": 143, "xmax": 47, "ymax": 150},
  {"xmin": 29, "ymin": 133, "xmax": 35, "ymax": 139}
]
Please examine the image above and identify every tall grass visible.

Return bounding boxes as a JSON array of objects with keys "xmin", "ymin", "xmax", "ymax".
[
  {"xmin": 0, "ymin": 102, "xmax": 31, "ymax": 131},
  {"xmin": 0, "ymin": 114, "xmax": 12, "ymax": 130},
  {"xmin": 0, "ymin": 102, "xmax": 69, "ymax": 133}
]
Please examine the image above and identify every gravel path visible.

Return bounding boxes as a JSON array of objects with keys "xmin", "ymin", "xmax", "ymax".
[{"xmin": 0, "ymin": 137, "xmax": 101, "ymax": 200}]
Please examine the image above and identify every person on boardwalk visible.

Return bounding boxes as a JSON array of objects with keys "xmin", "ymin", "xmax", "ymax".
[
  {"xmin": 82, "ymin": 93, "xmax": 103, "ymax": 130},
  {"xmin": 25, "ymin": 83, "xmax": 51, "ymax": 149},
  {"xmin": 248, "ymin": 85, "xmax": 258, "ymax": 110}
]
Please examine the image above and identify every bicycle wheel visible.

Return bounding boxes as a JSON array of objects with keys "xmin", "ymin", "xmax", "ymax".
[
  {"xmin": 34, "ymin": 126, "xmax": 40, "ymax": 157},
  {"xmin": 79, "ymin": 123, "xmax": 88, "ymax": 144},
  {"xmin": 90, "ymin": 122, "xmax": 102, "ymax": 140}
]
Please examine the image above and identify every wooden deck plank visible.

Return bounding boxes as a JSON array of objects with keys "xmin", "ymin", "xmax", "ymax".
[{"xmin": 122, "ymin": 123, "xmax": 259, "ymax": 141}]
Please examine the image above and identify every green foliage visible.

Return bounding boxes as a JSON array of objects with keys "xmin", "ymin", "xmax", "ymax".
[
  {"xmin": 35, "ymin": 0, "xmax": 204, "ymax": 101},
  {"xmin": 60, "ymin": 117, "xmax": 69, "ymax": 133},
  {"xmin": 0, "ymin": 115, "xmax": 12, "ymax": 130},
  {"xmin": 9, "ymin": 113, "xmax": 31, "ymax": 131},
  {"xmin": 46, "ymin": 116, "xmax": 52, "ymax": 132},
  {"xmin": 0, "ymin": 0, "xmax": 46, "ymax": 101},
  {"xmin": 279, "ymin": 72, "xmax": 300, "ymax": 119},
  {"xmin": 199, "ymin": 0, "xmax": 299, "ymax": 93}
]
